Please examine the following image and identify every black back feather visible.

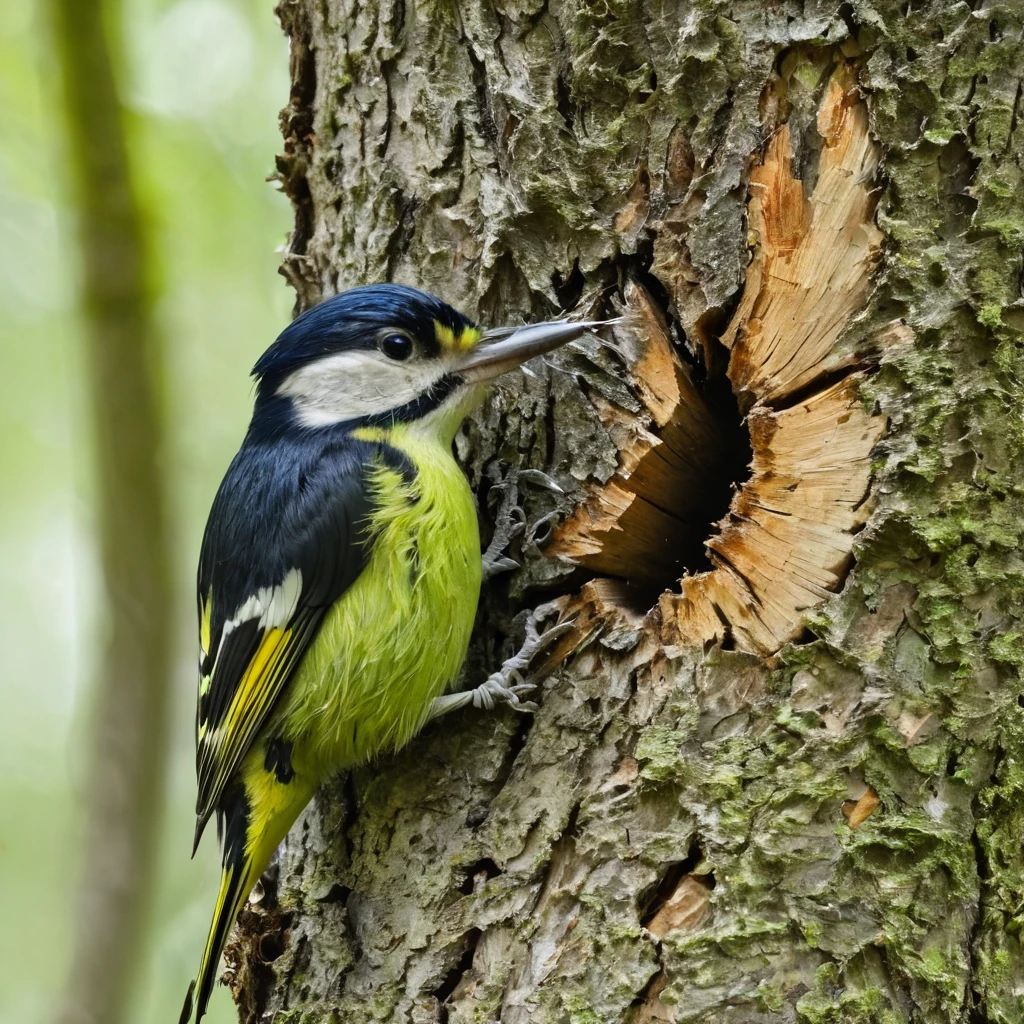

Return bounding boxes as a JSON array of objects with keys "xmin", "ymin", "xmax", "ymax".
[{"xmin": 194, "ymin": 426, "xmax": 381, "ymax": 837}]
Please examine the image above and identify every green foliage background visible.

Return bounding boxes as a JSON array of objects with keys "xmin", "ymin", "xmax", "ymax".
[{"xmin": 0, "ymin": 1, "xmax": 291, "ymax": 1020}]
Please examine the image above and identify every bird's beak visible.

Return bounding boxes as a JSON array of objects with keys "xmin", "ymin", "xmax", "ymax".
[{"xmin": 455, "ymin": 319, "xmax": 612, "ymax": 383}]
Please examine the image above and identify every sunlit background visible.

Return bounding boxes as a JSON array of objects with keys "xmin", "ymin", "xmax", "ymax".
[{"xmin": 0, "ymin": 1, "xmax": 292, "ymax": 1020}]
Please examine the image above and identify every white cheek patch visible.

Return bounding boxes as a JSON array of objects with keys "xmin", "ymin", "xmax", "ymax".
[{"xmin": 277, "ymin": 349, "xmax": 448, "ymax": 427}]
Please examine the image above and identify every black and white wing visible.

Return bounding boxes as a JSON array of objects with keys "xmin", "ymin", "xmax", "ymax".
[{"xmin": 192, "ymin": 434, "xmax": 379, "ymax": 845}]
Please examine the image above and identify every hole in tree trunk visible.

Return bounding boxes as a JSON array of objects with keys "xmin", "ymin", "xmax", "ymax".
[
  {"xmin": 433, "ymin": 927, "xmax": 482, "ymax": 1011},
  {"xmin": 551, "ymin": 59, "xmax": 897, "ymax": 656},
  {"xmin": 549, "ymin": 280, "xmax": 754, "ymax": 613}
]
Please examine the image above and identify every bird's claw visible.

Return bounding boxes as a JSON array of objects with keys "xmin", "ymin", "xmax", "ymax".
[
  {"xmin": 480, "ymin": 599, "xmax": 575, "ymax": 711},
  {"xmin": 471, "ymin": 673, "xmax": 539, "ymax": 713},
  {"xmin": 481, "ymin": 467, "xmax": 564, "ymax": 581},
  {"xmin": 525, "ymin": 510, "xmax": 560, "ymax": 547},
  {"xmin": 516, "ymin": 468, "xmax": 564, "ymax": 495},
  {"xmin": 483, "ymin": 555, "xmax": 520, "ymax": 577},
  {"xmin": 481, "ymin": 480, "xmax": 525, "ymax": 581},
  {"xmin": 426, "ymin": 600, "xmax": 574, "ymax": 723},
  {"xmin": 515, "ymin": 599, "xmax": 575, "ymax": 661}
]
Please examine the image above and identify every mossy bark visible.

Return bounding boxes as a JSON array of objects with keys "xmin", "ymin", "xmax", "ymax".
[{"xmin": 231, "ymin": 2, "xmax": 1024, "ymax": 1021}]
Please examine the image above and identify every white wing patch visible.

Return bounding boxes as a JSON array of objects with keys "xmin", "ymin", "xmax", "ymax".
[
  {"xmin": 277, "ymin": 349, "xmax": 450, "ymax": 427},
  {"xmin": 197, "ymin": 569, "xmax": 304, "ymax": 759},
  {"xmin": 221, "ymin": 567, "xmax": 304, "ymax": 641}
]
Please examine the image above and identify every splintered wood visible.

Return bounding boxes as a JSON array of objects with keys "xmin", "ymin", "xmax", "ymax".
[
  {"xmin": 722, "ymin": 73, "xmax": 883, "ymax": 407},
  {"xmin": 663, "ymin": 376, "xmax": 884, "ymax": 652},
  {"xmin": 550, "ymin": 284, "xmax": 729, "ymax": 586},
  {"xmin": 553, "ymin": 66, "xmax": 887, "ymax": 656}
]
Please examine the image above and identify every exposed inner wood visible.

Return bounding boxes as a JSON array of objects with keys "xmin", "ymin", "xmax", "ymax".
[
  {"xmin": 722, "ymin": 71, "xmax": 883, "ymax": 408},
  {"xmin": 549, "ymin": 283, "xmax": 730, "ymax": 586},
  {"xmin": 842, "ymin": 786, "xmax": 881, "ymax": 829},
  {"xmin": 644, "ymin": 874, "xmax": 713, "ymax": 939},
  {"xmin": 662, "ymin": 375, "xmax": 885, "ymax": 653},
  {"xmin": 549, "ymin": 64, "xmax": 887, "ymax": 656}
]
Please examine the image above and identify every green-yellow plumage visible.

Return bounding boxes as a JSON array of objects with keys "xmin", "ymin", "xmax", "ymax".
[
  {"xmin": 289, "ymin": 422, "xmax": 481, "ymax": 768},
  {"xmin": 185, "ymin": 402, "xmax": 481, "ymax": 1022}
]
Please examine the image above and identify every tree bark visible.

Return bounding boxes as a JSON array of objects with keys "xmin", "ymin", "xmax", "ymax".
[
  {"xmin": 49, "ymin": 1, "xmax": 171, "ymax": 1022},
  {"xmin": 231, "ymin": 2, "xmax": 1024, "ymax": 1022}
]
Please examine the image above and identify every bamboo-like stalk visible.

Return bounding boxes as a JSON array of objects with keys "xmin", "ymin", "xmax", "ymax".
[{"xmin": 49, "ymin": 1, "xmax": 171, "ymax": 1022}]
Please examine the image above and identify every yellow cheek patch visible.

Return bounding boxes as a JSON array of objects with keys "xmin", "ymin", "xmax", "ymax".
[{"xmin": 434, "ymin": 320, "xmax": 480, "ymax": 353}]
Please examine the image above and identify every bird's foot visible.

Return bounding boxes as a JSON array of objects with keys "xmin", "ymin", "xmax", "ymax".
[
  {"xmin": 484, "ymin": 598, "xmax": 574, "ymax": 700},
  {"xmin": 467, "ymin": 672, "xmax": 539, "ymax": 713},
  {"xmin": 480, "ymin": 468, "xmax": 564, "ymax": 582},
  {"xmin": 426, "ymin": 600, "xmax": 574, "ymax": 722}
]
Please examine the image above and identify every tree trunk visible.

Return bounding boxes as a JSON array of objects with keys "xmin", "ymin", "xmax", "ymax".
[
  {"xmin": 49, "ymin": 1, "xmax": 171, "ymax": 1022},
  {"xmin": 230, "ymin": 2, "xmax": 1024, "ymax": 1021}
]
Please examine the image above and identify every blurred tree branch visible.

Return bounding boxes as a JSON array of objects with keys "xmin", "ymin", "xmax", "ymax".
[{"xmin": 49, "ymin": 1, "xmax": 172, "ymax": 1022}]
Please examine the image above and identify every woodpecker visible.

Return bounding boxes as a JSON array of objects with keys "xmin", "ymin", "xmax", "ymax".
[{"xmin": 179, "ymin": 284, "xmax": 600, "ymax": 1022}]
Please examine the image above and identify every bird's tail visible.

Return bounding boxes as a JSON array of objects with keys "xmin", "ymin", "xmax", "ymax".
[
  {"xmin": 180, "ymin": 766, "xmax": 316, "ymax": 1023},
  {"xmin": 179, "ymin": 848, "xmax": 259, "ymax": 1024}
]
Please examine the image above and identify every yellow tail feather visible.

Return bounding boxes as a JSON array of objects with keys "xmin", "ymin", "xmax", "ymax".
[
  {"xmin": 182, "ymin": 756, "xmax": 316, "ymax": 1023},
  {"xmin": 179, "ymin": 856, "xmax": 258, "ymax": 1024}
]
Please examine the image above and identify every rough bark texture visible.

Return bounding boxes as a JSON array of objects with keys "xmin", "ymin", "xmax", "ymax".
[{"xmin": 231, "ymin": 2, "xmax": 1024, "ymax": 1022}]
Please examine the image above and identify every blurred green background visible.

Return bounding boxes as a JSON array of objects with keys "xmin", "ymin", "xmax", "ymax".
[{"xmin": 0, "ymin": 1, "xmax": 292, "ymax": 1020}]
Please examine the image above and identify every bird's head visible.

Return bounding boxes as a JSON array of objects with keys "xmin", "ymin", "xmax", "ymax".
[{"xmin": 250, "ymin": 284, "xmax": 601, "ymax": 441}]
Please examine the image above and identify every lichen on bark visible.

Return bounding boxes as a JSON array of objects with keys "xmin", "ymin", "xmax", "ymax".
[{"xmin": 231, "ymin": 2, "xmax": 1024, "ymax": 1022}]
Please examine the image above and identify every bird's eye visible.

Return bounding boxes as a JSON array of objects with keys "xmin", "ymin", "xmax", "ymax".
[{"xmin": 379, "ymin": 332, "xmax": 414, "ymax": 361}]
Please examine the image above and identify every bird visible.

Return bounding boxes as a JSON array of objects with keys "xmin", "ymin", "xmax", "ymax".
[{"xmin": 178, "ymin": 283, "xmax": 602, "ymax": 1023}]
